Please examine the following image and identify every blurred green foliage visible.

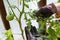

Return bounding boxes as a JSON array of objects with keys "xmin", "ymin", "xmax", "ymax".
[
  {"xmin": 58, "ymin": 0, "xmax": 60, "ymax": 2},
  {"xmin": 4, "ymin": 29, "xmax": 13, "ymax": 40}
]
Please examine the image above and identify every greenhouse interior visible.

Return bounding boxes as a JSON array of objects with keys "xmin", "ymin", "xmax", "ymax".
[{"xmin": 0, "ymin": 0, "xmax": 60, "ymax": 40}]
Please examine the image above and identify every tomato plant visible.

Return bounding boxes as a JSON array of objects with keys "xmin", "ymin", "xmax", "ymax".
[{"xmin": 5, "ymin": 0, "xmax": 60, "ymax": 40}]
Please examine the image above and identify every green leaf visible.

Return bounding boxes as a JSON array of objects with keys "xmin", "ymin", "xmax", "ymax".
[
  {"xmin": 6, "ymin": 36, "xmax": 13, "ymax": 40},
  {"xmin": 49, "ymin": 16, "xmax": 54, "ymax": 20},
  {"xmin": 27, "ymin": 19, "xmax": 31, "ymax": 27},
  {"xmin": 55, "ymin": 27, "xmax": 60, "ymax": 37},
  {"xmin": 48, "ymin": 27, "xmax": 55, "ymax": 36},
  {"xmin": 4, "ymin": 29, "xmax": 13, "ymax": 40},
  {"xmin": 28, "ymin": 12, "xmax": 36, "ymax": 20},
  {"xmin": 48, "ymin": 36, "xmax": 58, "ymax": 40},
  {"xmin": 33, "ymin": 10, "xmax": 37, "ymax": 13},
  {"xmin": 51, "ymin": 21, "xmax": 57, "ymax": 28},
  {"xmin": 4, "ymin": 29, "xmax": 12, "ymax": 36},
  {"xmin": 39, "ymin": 20, "xmax": 46, "ymax": 28},
  {"xmin": 48, "ymin": 27, "xmax": 57, "ymax": 40}
]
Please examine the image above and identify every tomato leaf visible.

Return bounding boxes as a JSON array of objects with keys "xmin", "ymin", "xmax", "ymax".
[
  {"xmin": 48, "ymin": 27, "xmax": 57, "ymax": 40},
  {"xmin": 6, "ymin": 36, "xmax": 13, "ymax": 40}
]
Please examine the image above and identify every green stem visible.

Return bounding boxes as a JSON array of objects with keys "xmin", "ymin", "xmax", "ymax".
[
  {"xmin": 15, "ymin": 6, "xmax": 21, "ymax": 14},
  {"xmin": 7, "ymin": 0, "xmax": 18, "ymax": 20},
  {"xmin": 19, "ymin": 0, "xmax": 24, "ymax": 20},
  {"xmin": 16, "ymin": 2, "xmax": 25, "ymax": 40},
  {"xmin": 15, "ymin": 0, "xmax": 25, "ymax": 40},
  {"xmin": 18, "ymin": 0, "xmax": 25, "ymax": 40},
  {"xmin": 18, "ymin": 19, "xmax": 25, "ymax": 40}
]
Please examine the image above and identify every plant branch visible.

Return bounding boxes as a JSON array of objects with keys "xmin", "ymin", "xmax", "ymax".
[
  {"xmin": 18, "ymin": 0, "xmax": 25, "ymax": 40},
  {"xmin": 18, "ymin": 20, "xmax": 25, "ymax": 40},
  {"xmin": 19, "ymin": 0, "xmax": 24, "ymax": 20},
  {"xmin": 7, "ymin": 0, "xmax": 18, "ymax": 20},
  {"xmin": 15, "ymin": 6, "xmax": 21, "ymax": 14}
]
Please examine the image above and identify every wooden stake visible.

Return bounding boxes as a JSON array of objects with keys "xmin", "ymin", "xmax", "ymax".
[{"xmin": 0, "ymin": 0, "xmax": 10, "ymax": 30}]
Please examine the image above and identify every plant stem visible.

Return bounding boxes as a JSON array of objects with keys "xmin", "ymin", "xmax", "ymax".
[
  {"xmin": 19, "ymin": 0, "xmax": 24, "ymax": 20},
  {"xmin": 18, "ymin": 19, "xmax": 25, "ymax": 40},
  {"xmin": 15, "ymin": 6, "xmax": 21, "ymax": 14},
  {"xmin": 17, "ymin": 0, "xmax": 25, "ymax": 40},
  {"xmin": 18, "ymin": 0, "xmax": 25, "ymax": 40},
  {"xmin": 7, "ymin": 0, "xmax": 18, "ymax": 20}
]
